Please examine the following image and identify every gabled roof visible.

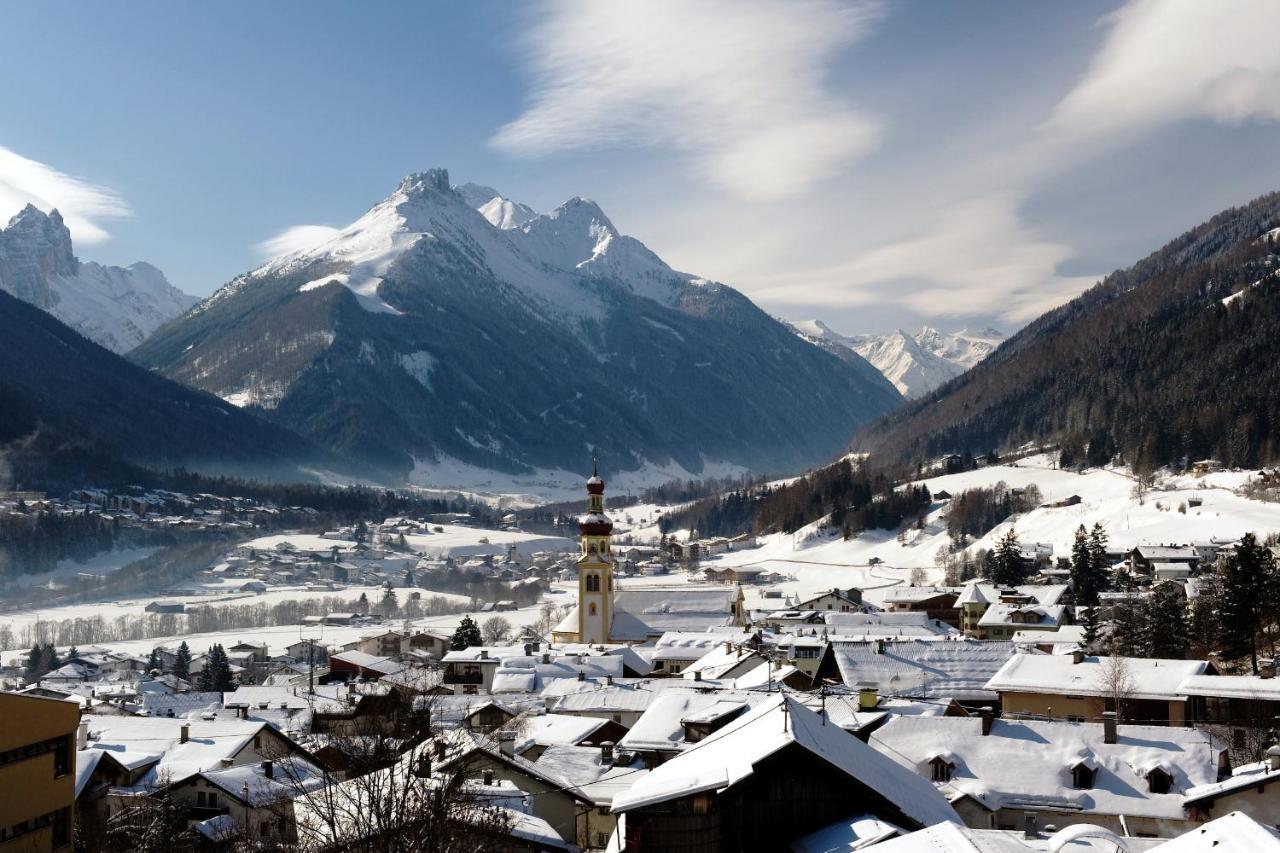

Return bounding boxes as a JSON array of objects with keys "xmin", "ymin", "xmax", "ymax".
[
  {"xmin": 870, "ymin": 716, "xmax": 1225, "ymax": 820},
  {"xmin": 985, "ymin": 654, "xmax": 1209, "ymax": 701},
  {"xmin": 831, "ymin": 640, "xmax": 1017, "ymax": 700},
  {"xmin": 612, "ymin": 696, "xmax": 960, "ymax": 829}
]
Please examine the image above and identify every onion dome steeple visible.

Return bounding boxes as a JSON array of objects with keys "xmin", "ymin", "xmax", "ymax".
[{"xmin": 578, "ymin": 457, "xmax": 613, "ymax": 536}]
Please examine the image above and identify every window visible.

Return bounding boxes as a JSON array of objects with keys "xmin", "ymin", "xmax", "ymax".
[
  {"xmin": 930, "ymin": 758, "xmax": 953, "ymax": 782},
  {"xmin": 1072, "ymin": 765, "xmax": 1095, "ymax": 789},
  {"xmin": 208, "ymin": 792, "xmax": 219, "ymax": 809},
  {"xmin": 197, "ymin": 792, "xmax": 207, "ymax": 807},
  {"xmin": 1147, "ymin": 769, "xmax": 1171, "ymax": 794},
  {"xmin": 589, "ymin": 603, "xmax": 597, "ymax": 616}
]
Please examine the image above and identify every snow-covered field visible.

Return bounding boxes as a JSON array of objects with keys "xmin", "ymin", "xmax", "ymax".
[
  {"xmin": 702, "ymin": 456, "xmax": 1280, "ymax": 608},
  {"xmin": 240, "ymin": 525, "xmax": 573, "ymax": 560}
]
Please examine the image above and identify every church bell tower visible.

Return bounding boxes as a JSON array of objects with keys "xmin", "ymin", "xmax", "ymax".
[{"xmin": 577, "ymin": 459, "xmax": 613, "ymax": 644}]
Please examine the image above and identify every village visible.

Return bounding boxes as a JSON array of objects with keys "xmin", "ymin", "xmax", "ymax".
[{"xmin": 5, "ymin": 460, "xmax": 1280, "ymax": 852}]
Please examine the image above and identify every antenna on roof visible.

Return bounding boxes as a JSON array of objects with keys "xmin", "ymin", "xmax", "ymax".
[{"xmin": 782, "ymin": 696, "xmax": 790, "ymax": 733}]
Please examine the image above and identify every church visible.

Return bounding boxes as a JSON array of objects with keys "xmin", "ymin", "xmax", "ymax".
[{"xmin": 551, "ymin": 465, "xmax": 655, "ymax": 645}]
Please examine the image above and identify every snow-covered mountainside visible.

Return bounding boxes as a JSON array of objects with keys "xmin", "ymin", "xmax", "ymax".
[
  {"xmin": 791, "ymin": 321, "xmax": 1003, "ymax": 398},
  {"xmin": 0, "ymin": 205, "xmax": 197, "ymax": 353},
  {"xmin": 133, "ymin": 169, "xmax": 901, "ymax": 485}
]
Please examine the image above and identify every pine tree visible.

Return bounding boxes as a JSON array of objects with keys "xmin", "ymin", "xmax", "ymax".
[
  {"xmin": 1070, "ymin": 525, "xmax": 1098, "ymax": 605},
  {"xmin": 26, "ymin": 644, "xmax": 43, "ymax": 680},
  {"xmin": 174, "ymin": 641, "xmax": 191, "ymax": 680},
  {"xmin": 199, "ymin": 644, "xmax": 234, "ymax": 692},
  {"xmin": 1219, "ymin": 532, "xmax": 1278, "ymax": 672},
  {"xmin": 1188, "ymin": 571, "xmax": 1222, "ymax": 656},
  {"xmin": 146, "ymin": 648, "xmax": 161, "ymax": 673},
  {"xmin": 1088, "ymin": 523, "xmax": 1111, "ymax": 594},
  {"xmin": 450, "ymin": 615, "xmax": 483, "ymax": 650},
  {"xmin": 1109, "ymin": 599, "xmax": 1148, "ymax": 657},
  {"xmin": 404, "ymin": 569, "xmax": 416, "ymax": 588},
  {"xmin": 66, "ymin": 645, "xmax": 79, "ymax": 661},
  {"xmin": 991, "ymin": 528, "xmax": 1025, "ymax": 587},
  {"xmin": 1081, "ymin": 605, "xmax": 1100, "ymax": 652},
  {"xmin": 1146, "ymin": 582, "xmax": 1191, "ymax": 659},
  {"xmin": 381, "ymin": 587, "xmax": 399, "ymax": 617},
  {"xmin": 43, "ymin": 643, "xmax": 60, "ymax": 672},
  {"xmin": 356, "ymin": 593, "xmax": 370, "ymax": 615}
]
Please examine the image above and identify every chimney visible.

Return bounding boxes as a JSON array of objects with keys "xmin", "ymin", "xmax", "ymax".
[
  {"xmin": 433, "ymin": 739, "xmax": 446, "ymax": 759},
  {"xmin": 498, "ymin": 731, "xmax": 516, "ymax": 757},
  {"xmin": 180, "ymin": 723, "xmax": 190, "ymax": 744},
  {"xmin": 480, "ymin": 649, "xmax": 489, "ymax": 660},
  {"xmin": 1262, "ymin": 659, "xmax": 1277, "ymax": 680},
  {"xmin": 524, "ymin": 643, "xmax": 532, "ymax": 656},
  {"xmin": 1267, "ymin": 745, "xmax": 1280, "ymax": 772},
  {"xmin": 483, "ymin": 769, "xmax": 495, "ymax": 785},
  {"xmin": 262, "ymin": 760, "xmax": 274, "ymax": 779},
  {"xmin": 577, "ymin": 670, "xmax": 586, "ymax": 681},
  {"xmin": 723, "ymin": 641, "xmax": 732, "ymax": 653},
  {"xmin": 414, "ymin": 755, "xmax": 432, "ymax": 779},
  {"xmin": 1072, "ymin": 649, "xmax": 1085, "ymax": 665},
  {"xmin": 980, "ymin": 708, "xmax": 994, "ymax": 736},
  {"xmin": 1023, "ymin": 813, "xmax": 1038, "ymax": 840},
  {"xmin": 874, "ymin": 639, "xmax": 885, "ymax": 655},
  {"xmin": 76, "ymin": 721, "xmax": 89, "ymax": 751},
  {"xmin": 857, "ymin": 683, "xmax": 878, "ymax": 712},
  {"xmin": 1102, "ymin": 711, "xmax": 1117, "ymax": 745},
  {"xmin": 601, "ymin": 741, "xmax": 615, "ymax": 767},
  {"xmin": 694, "ymin": 671, "xmax": 703, "ymax": 682},
  {"xmin": 542, "ymin": 652, "xmax": 551, "ymax": 664},
  {"xmin": 606, "ymin": 675, "xmax": 614, "ymax": 686},
  {"xmin": 532, "ymin": 641, "xmax": 540, "ymax": 652}
]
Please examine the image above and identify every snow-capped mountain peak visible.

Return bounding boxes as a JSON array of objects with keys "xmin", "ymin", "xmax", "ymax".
[
  {"xmin": 251, "ymin": 169, "xmax": 691, "ymax": 317},
  {"xmin": 0, "ymin": 204, "xmax": 196, "ymax": 352},
  {"xmin": 789, "ymin": 321, "xmax": 1005, "ymax": 398}
]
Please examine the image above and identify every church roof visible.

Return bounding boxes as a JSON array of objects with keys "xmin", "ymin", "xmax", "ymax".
[{"xmin": 553, "ymin": 602, "xmax": 654, "ymax": 643}]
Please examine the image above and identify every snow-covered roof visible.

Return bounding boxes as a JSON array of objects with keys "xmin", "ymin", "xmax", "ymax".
[
  {"xmin": 490, "ymin": 654, "xmax": 625, "ymax": 694},
  {"xmin": 515, "ymin": 713, "xmax": 608, "ymax": 751},
  {"xmin": 612, "ymin": 695, "xmax": 960, "ymax": 829},
  {"xmin": 1178, "ymin": 673, "xmax": 1280, "ymax": 700},
  {"xmin": 200, "ymin": 755, "xmax": 327, "ymax": 807},
  {"xmin": 869, "ymin": 715, "xmax": 1225, "ymax": 820},
  {"xmin": 77, "ymin": 714, "xmax": 269, "ymax": 788},
  {"xmin": 825, "ymin": 612, "xmax": 960, "ymax": 641},
  {"xmin": 620, "ymin": 691, "xmax": 769, "ymax": 752},
  {"xmin": 1152, "ymin": 810, "xmax": 1280, "ymax": 851},
  {"xmin": 977, "ymin": 604, "xmax": 1066, "ymax": 629},
  {"xmin": 788, "ymin": 814, "xmax": 903, "ymax": 852},
  {"xmin": 532, "ymin": 745, "xmax": 647, "ymax": 805},
  {"xmin": 985, "ymin": 654, "xmax": 1209, "ymax": 701},
  {"xmin": 328, "ymin": 650, "xmax": 404, "ymax": 676},
  {"xmin": 831, "ymin": 640, "xmax": 1017, "ymax": 701},
  {"xmin": 652, "ymin": 631, "xmax": 748, "ymax": 661},
  {"xmin": 1183, "ymin": 759, "xmax": 1280, "ymax": 804},
  {"xmin": 1133, "ymin": 546, "xmax": 1200, "ymax": 561}
]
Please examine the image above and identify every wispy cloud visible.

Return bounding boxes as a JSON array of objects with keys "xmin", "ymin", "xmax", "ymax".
[
  {"xmin": 493, "ymin": 0, "xmax": 883, "ymax": 202},
  {"xmin": 1047, "ymin": 0, "xmax": 1280, "ymax": 143},
  {"xmin": 255, "ymin": 224, "xmax": 340, "ymax": 259},
  {"xmin": 0, "ymin": 145, "xmax": 130, "ymax": 244},
  {"xmin": 752, "ymin": 193, "xmax": 1098, "ymax": 322}
]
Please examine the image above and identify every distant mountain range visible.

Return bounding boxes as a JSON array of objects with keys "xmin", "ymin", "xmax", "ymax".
[
  {"xmin": 853, "ymin": 190, "xmax": 1280, "ymax": 470},
  {"xmin": 130, "ymin": 170, "xmax": 902, "ymax": 488},
  {"xmin": 0, "ymin": 205, "xmax": 196, "ymax": 353},
  {"xmin": 790, "ymin": 321, "xmax": 1003, "ymax": 398}
]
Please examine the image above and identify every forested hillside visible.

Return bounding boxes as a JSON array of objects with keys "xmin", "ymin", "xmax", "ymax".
[
  {"xmin": 853, "ymin": 192, "xmax": 1280, "ymax": 471},
  {"xmin": 0, "ymin": 290, "xmax": 346, "ymax": 487}
]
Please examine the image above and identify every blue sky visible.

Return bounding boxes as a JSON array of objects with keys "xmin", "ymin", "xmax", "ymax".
[{"xmin": 4, "ymin": 0, "xmax": 1280, "ymax": 334}]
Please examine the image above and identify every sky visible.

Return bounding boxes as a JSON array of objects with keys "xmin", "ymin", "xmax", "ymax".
[{"xmin": 4, "ymin": 0, "xmax": 1280, "ymax": 335}]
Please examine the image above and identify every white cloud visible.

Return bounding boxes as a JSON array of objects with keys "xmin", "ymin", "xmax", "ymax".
[
  {"xmin": 1048, "ymin": 0, "xmax": 1280, "ymax": 142},
  {"xmin": 255, "ymin": 224, "xmax": 340, "ymax": 259},
  {"xmin": 0, "ymin": 145, "xmax": 130, "ymax": 244},
  {"xmin": 492, "ymin": 0, "xmax": 882, "ymax": 202},
  {"xmin": 751, "ymin": 193, "xmax": 1098, "ymax": 322}
]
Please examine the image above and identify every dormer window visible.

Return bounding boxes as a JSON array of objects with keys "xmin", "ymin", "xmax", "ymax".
[
  {"xmin": 929, "ymin": 757, "xmax": 954, "ymax": 782},
  {"xmin": 1147, "ymin": 768, "xmax": 1172, "ymax": 794},
  {"xmin": 1072, "ymin": 764, "xmax": 1096, "ymax": 789}
]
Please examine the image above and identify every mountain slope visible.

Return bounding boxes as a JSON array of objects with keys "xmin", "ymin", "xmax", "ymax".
[
  {"xmin": 0, "ymin": 290, "xmax": 343, "ymax": 485},
  {"xmin": 852, "ymin": 191, "xmax": 1280, "ymax": 469},
  {"xmin": 132, "ymin": 170, "xmax": 902, "ymax": 486},
  {"xmin": 791, "ymin": 321, "xmax": 1002, "ymax": 398},
  {"xmin": 0, "ymin": 205, "xmax": 197, "ymax": 352}
]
